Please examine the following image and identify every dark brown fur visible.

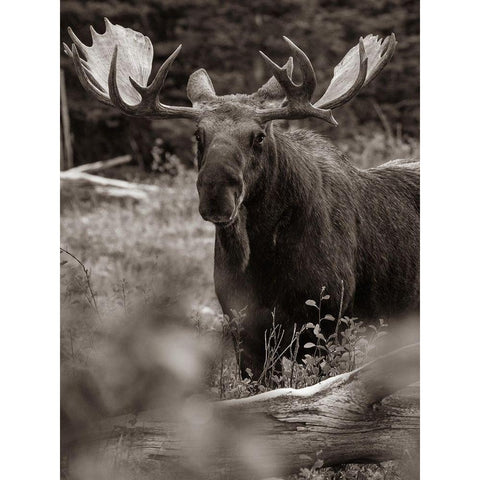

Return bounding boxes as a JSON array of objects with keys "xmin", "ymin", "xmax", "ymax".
[{"xmin": 209, "ymin": 126, "xmax": 419, "ymax": 378}]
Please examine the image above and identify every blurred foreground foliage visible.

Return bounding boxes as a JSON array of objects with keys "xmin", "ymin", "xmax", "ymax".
[{"xmin": 60, "ymin": 0, "xmax": 419, "ymax": 169}]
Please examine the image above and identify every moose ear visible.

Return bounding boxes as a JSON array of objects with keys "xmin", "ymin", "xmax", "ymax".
[{"xmin": 187, "ymin": 69, "xmax": 217, "ymax": 105}]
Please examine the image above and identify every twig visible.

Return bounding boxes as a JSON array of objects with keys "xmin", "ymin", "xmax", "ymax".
[
  {"xmin": 371, "ymin": 99, "xmax": 394, "ymax": 145},
  {"xmin": 60, "ymin": 247, "xmax": 101, "ymax": 320},
  {"xmin": 335, "ymin": 280, "xmax": 345, "ymax": 345},
  {"xmin": 69, "ymin": 328, "xmax": 75, "ymax": 359},
  {"xmin": 259, "ymin": 315, "xmax": 307, "ymax": 387},
  {"xmin": 289, "ymin": 324, "xmax": 306, "ymax": 388},
  {"xmin": 121, "ymin": 278, "xmax": 128, "ymax": 315}
]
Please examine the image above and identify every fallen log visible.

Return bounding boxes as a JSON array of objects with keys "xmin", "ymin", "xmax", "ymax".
[
  {"xmin": 65, "ymin": 155, "xmax": 132, "ymax": 174},
  {"xmin": 69, "ymin": 344, "xmax": 419, "ymax": 480},
  {"xmin": 61, "ymin": 169, "xmax": 159, "ymax": 201}
]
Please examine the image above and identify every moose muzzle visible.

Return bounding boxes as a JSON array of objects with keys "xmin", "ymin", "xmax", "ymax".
[{"xmin": 197, "ymin": 163, "xmax": 243, "ymax": 226}]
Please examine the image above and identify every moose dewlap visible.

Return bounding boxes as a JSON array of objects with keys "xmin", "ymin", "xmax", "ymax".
[{"xmin": 65, "ymin": 19, "xmax": 419, "ymax": 379}]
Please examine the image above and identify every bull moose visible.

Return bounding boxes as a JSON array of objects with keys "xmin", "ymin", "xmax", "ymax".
[{"xmin": 65, "ymin": 19, "xmax": 419, "ymax": 379}]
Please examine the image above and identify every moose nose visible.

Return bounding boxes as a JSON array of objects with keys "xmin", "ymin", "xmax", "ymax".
[
  {"xmin": 199, "ymin": 206, "xmax": 235, "ymax": 225},
  {"xmin": 197, "ymin": 162, "xmax": 242, "ymax": 225}
]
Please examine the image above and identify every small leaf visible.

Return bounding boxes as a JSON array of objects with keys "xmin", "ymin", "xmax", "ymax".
[
  {"xmin": 322, "ymin": 294, "xmax": 330, "ymax": 300},
  {"xmin": 304, "ymin": 342, "xmax": 316, "ymax": 349},
  {"xmin": 323, "ymin": 314, "xmax": 335, "ymax": 321},
  {"xmin": 305, "ymin": 299, "xmax": 317, "ymax": 307},
  {"xmin": 305, "ymin": 322, "xmax": 315, "ymax": 329}
]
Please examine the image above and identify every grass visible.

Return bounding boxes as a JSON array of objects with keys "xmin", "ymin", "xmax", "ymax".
[
  {"xmin": 61, "ymin": 169, "xmax": 217, "ymax": 314},
  {"xmin": 61, "ymin": 130, "xmax": 419, "ymax": 479}
]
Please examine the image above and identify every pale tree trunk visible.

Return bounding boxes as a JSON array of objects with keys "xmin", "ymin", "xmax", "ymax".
[
  {"xmin": 60, "ymin": 69, "xmax": 74, "ymax": 171},
  {"xmin": 69, "ymin": 344, "xmax": 419, "ymax": 480}
]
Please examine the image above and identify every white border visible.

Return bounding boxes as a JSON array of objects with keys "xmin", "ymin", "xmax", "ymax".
[
  {"xmin": 1, "ymin": 1, "xmax": 59, "ymax": 477},
  {"xmin": 421, "ymin": 1, "xmax": 480, "ymax": 478},
  {"xmin": 1, "ymin": 1, "xmax": 479, "ymax": 478}
]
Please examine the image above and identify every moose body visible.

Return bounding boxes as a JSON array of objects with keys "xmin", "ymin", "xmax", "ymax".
[
  {"xmin": 212, "ymin": 128, "xmax": 419, "ymax": 377},
  {"xmin": 66, "ymin": 19, "xmax": 418, "ymax": 379}
]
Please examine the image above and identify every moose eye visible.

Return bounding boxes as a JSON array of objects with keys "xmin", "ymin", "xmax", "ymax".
[
  {"xmin": 195, "ymin": 130, "xmax": 202, "ymax": 143},
  {"xmin": 255, "ymin": 133, "xmax": 266, "ymax": 145}
]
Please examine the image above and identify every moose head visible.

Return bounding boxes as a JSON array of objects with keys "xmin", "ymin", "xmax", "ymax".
[{"xmin": 64, "ymin": 18, "xmax": 396, "ymax": 227}]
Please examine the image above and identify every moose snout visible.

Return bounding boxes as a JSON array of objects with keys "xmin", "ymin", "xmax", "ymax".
[
  {"xmin": 198, "ymin": 188, "xmax": 238, "ymax": 225},
  {"xmin": 197, "ymin": 172, "xmax": 242, "ymax": 226},
  {"xmin": 199, "ymin": 208, "xmax": 235, "ymax": 225}
]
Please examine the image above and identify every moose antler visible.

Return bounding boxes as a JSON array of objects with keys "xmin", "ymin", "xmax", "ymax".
[
  {"xmin": 63, "ymin": 18, "xmax": 201, "ymax": 120},
  {"xmin": 256, "ymin": 37, "xmax": 338, "ymax": 126},
  {"xmin": 314, "ymin": 34, "xmax": 397, "ymax": 110},
  {"xmin": 256, "ymin": 34, "xmax": 396, "ymax": 125},
  {"xmin": 64, "ymin": 20, "xmax": 396, "ymax": 126}
]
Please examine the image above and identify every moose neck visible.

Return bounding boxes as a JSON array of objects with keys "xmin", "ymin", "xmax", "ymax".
[
  {"xmin": 244, "ymin": 127, "xmax": 336, "ymax": 232},
  {"xmin": 216, "ymin": 126, "xmax": 358, "ymax": 271}
]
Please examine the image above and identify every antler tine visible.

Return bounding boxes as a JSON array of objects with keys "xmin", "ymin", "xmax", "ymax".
[
  {"xmin": 67, "ymin": 27, "xmax": 89, "ymax": 58},
  {"xmin": 315, "ymin": 37, "xmax": 368, "ymax": 110},
  {"xmin": 363, "ymin": 33, "xmax": 396, "ymax": 87},
  {"xmin": 64, "ymin": 42, "xmax": 85, "ymax": 68},
  {"xmin": 66, "ymin": 42, "xmax": 108, "ymax": 93},
  {"xmin": 259, "ymin": 37, "xmax": 317, "ymax": 101},
  {"xmin": 283, "ymin": 36, "xmax": 316, "ymax": 100},
  {"xmin": 258, "ymin": 51, "xmax": 294, "ymax": 96},
  {"xmin": 108, "ymin": 46, "xmax": 136, "ymax": 113},
  {"xmin": 71, "ymin": 44, "xmax": 113, "ymax": 106},
  {"xmin": 130, "ymin": 45, "xmax": 183, "ymax": 98},
  {"xmin": 256, "ymin": 38, "xmax": 337, "ymax": 125}
]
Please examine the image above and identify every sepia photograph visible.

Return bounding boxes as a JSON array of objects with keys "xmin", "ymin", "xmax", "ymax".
[{"xmin": 58, "ymin": 1, "xmax": 421, "ymax": 479}]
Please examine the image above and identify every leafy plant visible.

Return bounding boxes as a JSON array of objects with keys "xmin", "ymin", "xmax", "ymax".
[{"xmin": 303, "ymin": 285, "xmax": 389, "ymax": 380}]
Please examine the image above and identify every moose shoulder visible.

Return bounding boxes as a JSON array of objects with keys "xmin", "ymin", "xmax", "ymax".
[
  {"xmin": 213, "ymin": 129, "xmax": 419, "ymax": 376},
  {"xmin": 65, "ymin": 20, "xmax": 419, "ymax": 379}
]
